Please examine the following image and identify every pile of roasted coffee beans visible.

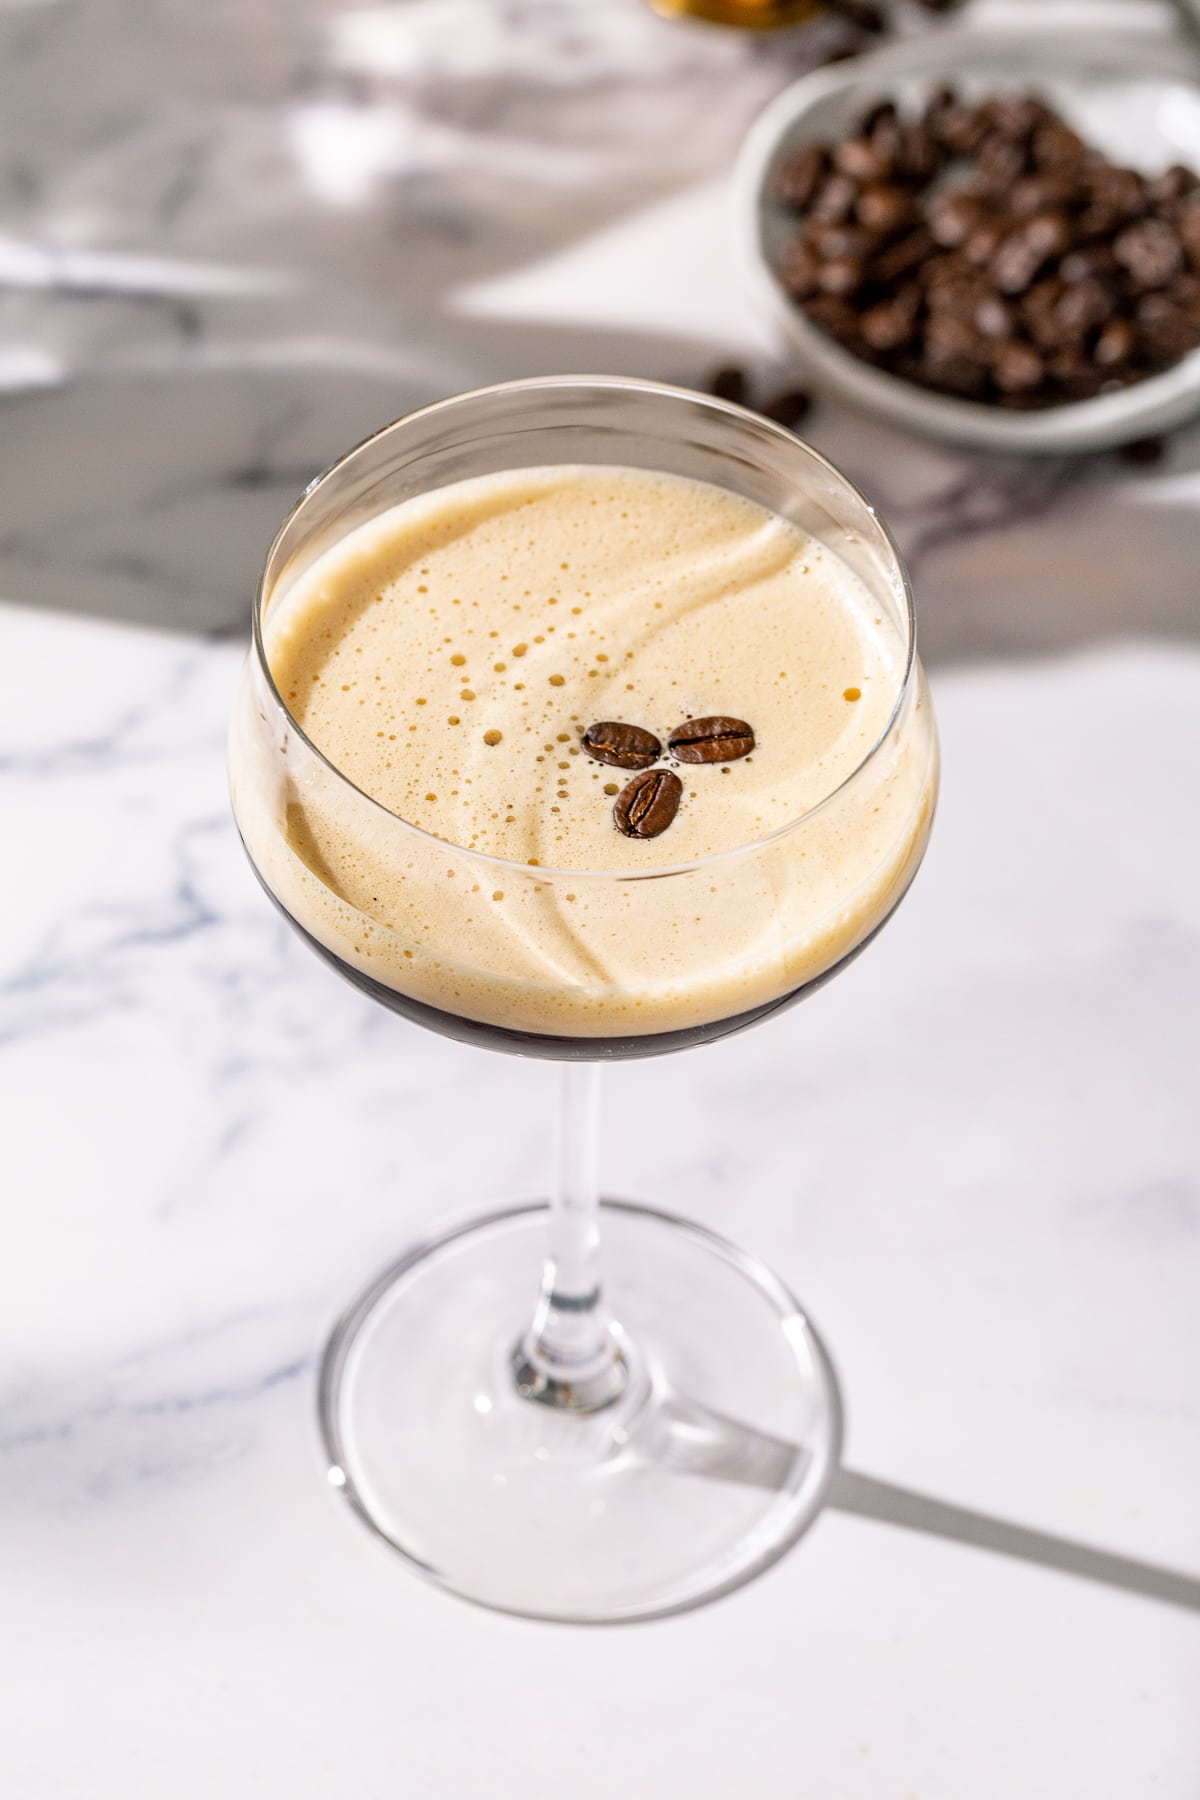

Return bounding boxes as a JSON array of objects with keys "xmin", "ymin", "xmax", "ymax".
[{"xmin": 772, "ymin": 88, "xmax": 1200, "ymax": 409}]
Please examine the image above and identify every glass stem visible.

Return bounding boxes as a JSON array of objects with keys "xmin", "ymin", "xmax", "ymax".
[{"xmin": 512, "ymin": 1063, "xmax": 627, "ymax": 1412}]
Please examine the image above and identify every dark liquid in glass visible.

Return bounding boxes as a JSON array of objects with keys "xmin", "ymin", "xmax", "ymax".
[{"xmin": 250, "ymin": 856, "xmax": 912, "ymax": 1062}]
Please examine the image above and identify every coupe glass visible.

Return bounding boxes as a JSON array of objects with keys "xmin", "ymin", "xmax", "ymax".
[{"xmin": 229, "ymin": 377, "xmax": 938, "ymax": 1622}]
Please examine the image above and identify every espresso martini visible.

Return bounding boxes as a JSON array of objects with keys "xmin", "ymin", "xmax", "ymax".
[{"xmin": 231, "ymin": 464, "xmax": 937, "ymax": 1039}]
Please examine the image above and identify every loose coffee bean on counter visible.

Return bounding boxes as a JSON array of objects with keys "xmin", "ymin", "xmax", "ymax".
[
  {"xmin": 705, "ymin": 366, "xmax": 816, "ymax": 434},
  {"xmin": 1119, "ymin": 434, "xmax": 1166, "ymax": 466},
  {"xmin": 770, "ymin": 83, "xmax": 1200, "ymax": 411},
  {"xmin": 709, "ymin": 365, "xmax": 749, "ymax": 405},
  {"xmin": 613, "ymin": 767, "xmax": 682, "ymax": 840},
  {"xmin": 668, "ymin": 716, "xmax": 756, "ymax": 763},
  {"xmin": 762, "ymin": 386, "xmax": 814, "ymax": 430},
  {"xmin": 582, "ymin": 720, "xmax": 662, "ymax": 770},
  {"xmin": 826, "ymin": 0, "xmax": 887, "ymax": 32}
]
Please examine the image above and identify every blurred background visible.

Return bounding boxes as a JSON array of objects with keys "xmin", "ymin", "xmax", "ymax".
[{"xmin": 3, "ymin": 0, "xmax": 1196, "ymax": 657}]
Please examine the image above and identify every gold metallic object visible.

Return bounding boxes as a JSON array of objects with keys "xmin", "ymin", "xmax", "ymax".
[{"xmin": 651, "ymin": 0, "xmax": 823, "ymax": 28}]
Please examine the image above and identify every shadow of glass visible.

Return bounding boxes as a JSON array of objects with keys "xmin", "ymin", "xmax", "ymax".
[
  {"xmin": 829, "ymin": 1467, "xmax": 1200, "ymax": 1615},
  {"xmin": 630, "ymin": 1390, "xmax": 1200, "ymax": 1614}
]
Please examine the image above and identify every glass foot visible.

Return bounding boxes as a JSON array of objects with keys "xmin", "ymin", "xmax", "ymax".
[{"xmin": 318, "ymin": 1200, "xmax": 843, "ymax": 1623}]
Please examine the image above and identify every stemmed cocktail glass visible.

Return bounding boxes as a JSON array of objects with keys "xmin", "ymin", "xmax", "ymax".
[{"xmin": 229, "ymin": 377, "xmax": 938, "ymax": 1621}]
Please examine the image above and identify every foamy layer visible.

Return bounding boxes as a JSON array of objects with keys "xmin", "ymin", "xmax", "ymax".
[{"xmin": 230, "ymin": 465, "xmax": 938, "ymax": 1036}]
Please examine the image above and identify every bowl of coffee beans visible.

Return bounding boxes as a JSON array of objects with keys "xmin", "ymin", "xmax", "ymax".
[{"xmin": 737, "ymin": 33, "xmax": 1200, "ymax": 451}]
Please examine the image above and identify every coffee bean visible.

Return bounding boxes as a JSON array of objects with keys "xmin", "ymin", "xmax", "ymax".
[
  {"xmin": 1028, "ymin": 209, "xmax": 1071, "ymax": 256},
  {"xmin": 1082, "ymin": 165, "xmax": 1145, "ymax": 218},
  {"xmin": 1060, "ymin": 244, "xmax": 1118, "ymax": 283},
  {"xmin": 809, "ymin": 174, "xmax": 859, "ymax": 225},
  {"xmin": 774, "ymin": 143, "xmax": 828, "ymax": 212},
  {"xmin": 991, "ymin": 340, "xmax": 1044, "ymax": 393},
  {"xmin": 709, "ymin": 366, "xmax": 748, "ymax": 405},
  {"xmin": 802, "ymin": 294, "xmax": 862, "ymax": 344},
  {"xmin": 1175, "ymin": 274, "xmax": 1200, "ymax": 323},
  {"xmin": 816, "ymin": 255, "xmax": 866, "ymax": 298},
  {"xmin": 1135, "ymin": 293, "xmax": 1200, "ymax": 361},
  {"xmin": 962, "ymin": 219, "xmax": 1006, "ymax": 268},
  {"xmin": 1093, "ymin": 316, "xmax": 1134, "ymax": 366},
  {"xmin": 856, "ymin": 182, "xmax": 913, "ymax": 235},
  {"xmin": 1178, "ymin": 196, "xmax": 1200, "ymax": 271},
  {"xmin": 899, "ymin": 123, "xmax": 939, "ymax": 183},
  {"xmin": 931, "ymin": 100, "xmax": 989, "ymax": 157},
  {"xmin": 1053, "ymin": 277, "xmax": 1113, "ymax": 335},
  {"xmin": 1044, "ymin": 349, "xmax": 1105, "ymax": 400},
  {"xmin": 862, "ymin": 290, "xmax": 921, "ymax": 351},
  {"xmin": 993, "ymin": 232, "xmax": 1043, "ymax": 295},
  {"xmin": 876, "ymin": 228, "xmax": 934, "ymax": 282},
  {"xmin": 920, "ymin": 344, "xmax": 989, "ymax": 397},
  {"xmin": 807, "ymin": 222, "xmax": 873, "ymax": 261},
  {"xmin": 924, "ymin": 306, "xmax": 984, "ymax": 355},
  {"xmin": 863, "ymin": 102, "xmax": 903, "ymax": 167},
  {"xmin": 861, "ymin": 100, "xmax": 899, "ymax": 137},
  {"xmin": 762, "ymin": 387, "xmax": 814, "ymax": 430},
  {"xmin": 978, "ymin": 131, "xmax": 1028, "ymax": 188},
  {"xmin": 1113, "ymin": 217, "xmax": 1184, "ymax": 289},
  {"xmin": 929, "ymin": 192, "xmax": 983, "ymax": 249},
  {"xmin": 1077, "ymin": 166, "xmax": 1146, "ymax": 241},
  {"xmin": 582, "ymin": 721, "xmax": 662, "ymax": 770},
  {"xmin": 833, "ymin": 136, "xmax": 892, "ymax": 184},
  {"xmin": 1120, "ymin": 435, "xmax": 1166, "ymax": 466},
  {"xmin": 826, "ymin": 0, "xmax": 886, "ymax": 32},
  {"xmin": 613, "ymin": 767, "xmax": 682, "ymax": 840},
  {"xmin": 1031, "ymin": 120, "xmax": 1088, "ymax": 171},
  {"xmin": 668, "ymin": 716, "xmax": 756, "ymax": 763},
  {"xmin": 981, "ymin": 95, "xmax": 1046, "ymax": 144},
  {"xmin": 925, "ymin": 263, "xmax": 989, "ymax": 317},
  {"xmin": 974, "ymin": 294, "xmax": 1014, "ymax": 340},
  {"xmin": 1145, "ymin": 165, "xmax": 1198, "ymax": 207},
  {"xmin": 990, "ymin": 213, "xmax": 1068, "ymax": 295},
  {"xmin": 1010, "ymin": 173, "xmax": 1078, "ymax": 217},
  {"xmin": 779, "ymin": 239, "xmax": 819, "ymax": 298}
]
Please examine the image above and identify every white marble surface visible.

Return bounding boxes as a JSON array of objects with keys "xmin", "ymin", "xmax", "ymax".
[{"xmin": 2, "ymin": 0, "xmax": 1199, "ymax": 1794}]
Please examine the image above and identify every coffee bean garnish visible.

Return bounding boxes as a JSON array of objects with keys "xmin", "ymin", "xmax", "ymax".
[
  {"xmin": 581, "ymin": 720, "xmax": 662, "ymax": 770},
  {"xmin": 580, "ymin": 711, "xmax": 757, "ymax": 839},
  {"xmin": 770, "ymin": 84, "xmax": 1200, "ymax": 411},
  {"xmin": 668, "ymin": 716, "xmax": 756, "ymax": 764},
  {"xmin": 613, "ymin": 768, "xmax": 682, "ymax": 840}
]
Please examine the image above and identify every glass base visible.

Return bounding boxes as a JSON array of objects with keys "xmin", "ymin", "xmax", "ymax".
[{"xmin": 318, "ymin": 1201, "xmax": 843, "ymax": 1622}]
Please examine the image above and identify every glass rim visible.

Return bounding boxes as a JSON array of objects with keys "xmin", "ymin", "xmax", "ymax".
[{"xmin": 251, "ymin": 374, "xmax": 918, "ymax": 883}]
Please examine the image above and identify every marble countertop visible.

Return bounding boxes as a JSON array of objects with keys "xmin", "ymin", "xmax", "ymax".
[{"xmin": 3, "ymin": 0, "xmax": 1198, "ymax": 1793}]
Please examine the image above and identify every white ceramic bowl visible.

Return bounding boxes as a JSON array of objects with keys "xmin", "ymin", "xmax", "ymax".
[{"xmin": 736, "ymin": 32, "xmax": 1200, "ymax": 454}]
